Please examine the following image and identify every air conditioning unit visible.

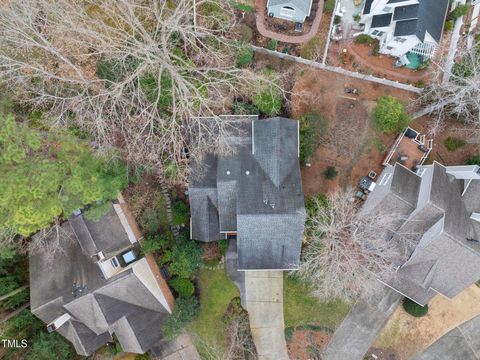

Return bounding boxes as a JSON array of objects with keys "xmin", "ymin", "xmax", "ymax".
[{"xmin": 268, "ymin": 12, "xmax": 274, "ymax": 17}]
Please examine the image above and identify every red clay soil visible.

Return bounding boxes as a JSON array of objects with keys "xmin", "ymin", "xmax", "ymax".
[
  {"xmin": 328, "ymin": 41, "xmax": 431, "ymax": 84},
  {"xmin": 287, "ymin": 330, "xmax": 331, "ymax": 360},
  {"xmin": 254, "ymin": 0, "xmax": 324, "ymax": 44},
  {"xmin": 292, "ymin": 65, "xmax": 480, "ymax": 198},
  {"xmin": 291, "ymin": 66, "xmax": 417, "ymax": 197}
]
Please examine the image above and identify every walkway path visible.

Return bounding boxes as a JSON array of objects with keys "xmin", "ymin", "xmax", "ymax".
[
  {"xmin": 413, "ymin": 314, "xmax": 480, "ymax": 360},
  {"xmin": 252, "ymin": 45, "xmax": 423, "ymax": 94},
  {"xmin": 323, "ymin": 284, "xmax": 402, "ymax": 360},
  {"xmin": 254, "ymin": 0, "xmax": 324, "ymax": 44}
]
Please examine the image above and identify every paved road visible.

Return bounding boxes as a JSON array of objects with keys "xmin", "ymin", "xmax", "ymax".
[
  {"xmin": 323, "ymin": 284, "xmax": 402, "ymax": 360},
  {"xmin": 413, "ymin": 314, "xmax": 480, "ymax": 360}
]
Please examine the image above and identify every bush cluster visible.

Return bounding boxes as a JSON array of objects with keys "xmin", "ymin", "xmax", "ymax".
[
  {"xmin": 373, "ymin": 96, "xmax": 411, "ymax": 134},
  {"xmin": 444, "ymin": 136, "xmax": 466, "ymax": 151},
  {"xmin": 403, "ymin": 298, "xmax": 428, "ymax": 317}
]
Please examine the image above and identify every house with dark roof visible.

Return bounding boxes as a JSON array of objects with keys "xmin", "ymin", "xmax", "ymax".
[
  {"xmin": 29, "ymin": 199, "xmax": 174, "ymax": 356},
  {"xmin": 267, "ymin": 0, "xmax": 313, "ymax": 23},
  {"xmin": 360, "ymin": 0, "xmax": 449, "ymax": 58},
  {"xmin": 189, "ymin": 115, "xmax": 306, "ymax": 270},
  {"xmin": 363, "ymin": 161, "xmax": 480, "ymax": 306}
]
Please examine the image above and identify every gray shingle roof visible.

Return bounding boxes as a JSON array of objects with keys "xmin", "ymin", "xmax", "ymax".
[
  {"xmin": 363, "ymin": 0, "xmax": 374, "ymax": 15},
  {"xmin": 394, "ymin": 19, "xmax": 418, "ymax": 36},
  {"xmin": 390, "ymin": 0, "xmax": 448, "ymax": 43},
  {"xmin": 30, "ymin": 207, "xmax": 170, "ymax": 356},
  {"xmin": 371, "ymin": 13, "xmax": 393, "ymax": 28},
  {"xmin": 267, "ymin": 0, "xmax": 312, "ymax": 15},
  {"xmin": 393, "ymin": 4, "xmax": 419, "ymax": 21},
  {"xmin": 366, "ymin": 162, "xmax": 480, "ymax": 305},
  {"xmin": 189, "ymin": 116, "xmax": 306, "ymax": 270}
]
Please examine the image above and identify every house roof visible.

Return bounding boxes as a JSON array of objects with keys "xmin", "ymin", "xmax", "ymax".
[
  {"xmin": 189, "ymin": 116, "xmax": 306, "ymax": 270},
  {"xmin": 29, "ymin": 205, "xmax": 170, "ymax": 355},
  {"xmin": 394, "ymin": 19, "xmax": 418, "ymax": 37},
  {"xmin": 366, "ymin": 162, "xmax": 480, "ymax": 305},
  {"xmin": 267, "ymin": 0, "xmax": 313, "ymax": 15},
  {"xmin": 371, "ymin": 13, "xmax": 393, "ymax": 28},
  {"xmin": 390, "ymin": 0, "xmax": 448, "ymax": 43},
  {"xmin": 393, "ymin": 4, "xmax": 419, "ymax": 21},
  {"xmin": 363, "ymin": 0, "xmax": 374, "ymax": 15}
]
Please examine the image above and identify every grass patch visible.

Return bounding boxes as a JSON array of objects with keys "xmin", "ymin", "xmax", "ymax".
[
  {"xmin": 375, "ymin": 317, "xmax": 401, "ymax": 348},
  {"xmin": 283, "ymin": 275, "xmax": 350, "ymax": 329},
  {"xmin": 230, "ymin": 1, "xmax": 254, "ymax": 12},
  {"xmin": 189, "ymin": 268, "xmax": 239, "ymax": 350},
  {"xmin": 444, "ymin": 136, "xmax": 467, "ymax": 151}
]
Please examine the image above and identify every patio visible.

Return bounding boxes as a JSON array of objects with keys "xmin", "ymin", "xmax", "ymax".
[{"xmin": 383, "ymin": 127, "xmax": 433, "ymax": 171}]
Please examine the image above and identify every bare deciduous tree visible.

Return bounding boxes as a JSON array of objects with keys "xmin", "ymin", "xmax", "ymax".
[
  {"xmin": 0, "ymin": 0, "xmax": 286, "ymax": 183},
  {"xmin": 296, "ymin": 190, "xmax": 415, "ymax": 302},
  {"xmin": 191, "ymin": 314, "xmax": 256, "ymax": 360},
  {"xmin": 418, "ymin": 42, "xmax": 480, "ymax": 137}
]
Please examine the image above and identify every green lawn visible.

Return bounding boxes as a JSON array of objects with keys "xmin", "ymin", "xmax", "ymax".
[
  {"xmin": 283, "ymin": 275, "xmax": 351, "ymax": 330},
  {"xmin": 189, "ymin": 268, "xmax": 239, "ymax": 350}
]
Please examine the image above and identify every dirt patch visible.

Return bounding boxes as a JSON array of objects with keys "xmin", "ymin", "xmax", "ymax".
[
  {"xmin": 328, "ymin": 41, "xmax": 430, "ymax": 85},
  {"xmin": 374, "ymin": 285, "xmax": 480, "ymax": 359},
  {"xmin": 291, "ymin": 66, "xmax": 417, "ymax": 197},
  {"xmin": 287, "ymin": 329, "xmax": 331, "ymax": 360}
]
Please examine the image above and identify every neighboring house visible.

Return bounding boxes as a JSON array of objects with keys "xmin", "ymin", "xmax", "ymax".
[
  {"xmin": 363, "ymin": 161, "xmax": 480, "ymax": 306},
  {"xmin": 360, "ymin": 0, "xmax": 449, "ymax": 58},
  {"xmin": 29, "ymin": 200, "xmax": 174, "ymax": 356},
  {"xmin": 267, "ymin": 0, "xmax": 313, "ymax": 23},
  {"xmin": 189, "ymin": 116, "xmax": 306, "ymax": 270}
]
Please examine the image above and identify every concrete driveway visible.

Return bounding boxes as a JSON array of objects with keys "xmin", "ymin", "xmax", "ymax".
[
  {"xmin": 413, "ymin": 315, "xmax": 480, "ymax": 360},
  {"xmin": 323, "ymin": 284, "xmax": 402, "ymax": 360},
  {"xmin": 226, "ymin": 240, "xmax": 289, "ymax": 360},
  {"xmin": 244, "ymin": 271, "xmax": 289, "ymax": 360}
]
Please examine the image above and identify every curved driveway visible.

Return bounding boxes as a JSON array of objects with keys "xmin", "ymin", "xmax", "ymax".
[{"xmin": 413, "ymin": 314, "xmax": 480, "ymax": 360}]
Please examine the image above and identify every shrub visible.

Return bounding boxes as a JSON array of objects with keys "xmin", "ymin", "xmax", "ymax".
[
  {"xmin": 142, "ymin": 234, "xmax": 170, "ymax": 254},
  {"xmin": 232, "ymin": 23, "xmax": 253, "ymax": 42},
  {"xmin": 169, "ymin": 277, "xmax": 195, "ymax": 298},
  {"xmin": 324, "ymin": 0, "xmax": 335, "ymax": 13},
  {"xmin": 140, "ymin": 207, "xmax": 161, "ymax": 235},
  {"xmin": 353, "ymin": 14, "xmax": 361, "ymax": 22},
  {"xmin": 172, "ymin": 201, "xmax": 189, "ymax": 226},
  {"xmin": 267, "ymin": 39, "xmax": 278, "ymax": 51},
  {"xmin": 167, "ymin": 239, "xmax": 203, "ymax": 279},
  {"xmin": 403, "ymin": 298, "xmax": 428, "ymax": 317},
  {"xmin": 162, "ymin": 297, "xmax": 199, "ymax": 340},
  {"xmin": 235, "ymin": 43, "xmax": 254, "ymax": 67},
  {"xmin": 26, "ymin": 332, "xmax": 75, "ymax": 360},
  {"xmin": 448, "ymin": 4, "xmax": 469, "ymax": 21},
  {"xmin": 252, "ymin": 90, "xmax": 282, "ymax": 116},
  {"xmin": 218, "ymin": 239, "xmax": 229, "ymax": 256},
  {"xmin": 232, "ymin": 100, "xmax": 259, "ymax": 115},
  {"xmin": 355, "ymin": 34, "xmax": 374, "ymax": 44},
  {"xmin": 230, "ymin": 1, "xmax": 254, "ymax": 13},
  {"xmin": 323, "ymin": 166, "xmax": 338, "ymax": 179},
  {"xmin": 466, "ymin": 155, "xmax": 480, "ymax": 165},
  {"xmin": 299, "ymin": 111, "xmax": 328, "ymax": 165},
  {"xmin": 444, "ymin": 136, "xmax": 467, "ymax": 151},
  {"xmin": 444, "ymin": 19, "xmax": 454, "ymax": 32},
  {"xmin": 334, "ymin": 15, "xmax": 341, "ymax": 25},
  {"xmin": 373, "ymin": 96, "xmax": 411, "ymax": 134}
]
